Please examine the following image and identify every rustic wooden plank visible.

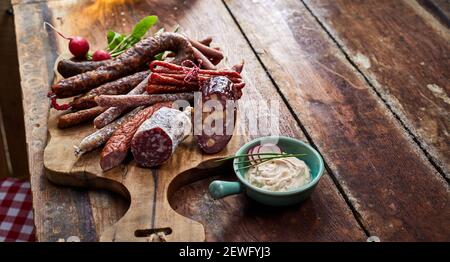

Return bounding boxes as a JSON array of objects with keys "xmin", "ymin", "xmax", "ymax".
[
  {"xmin": 417, "ymin": 0, "xmax": 450, "ymax": 26},
  {"xmin": 224, "ymin": 0, "xmax": 450, "ymax": 241},
  {"xmin": 14, "ymin": 0, "xmax": 365, "ymax": 241},
  {"xmin": 12, "ymin": 1, "xmax": 128, "ymax": 241},
  {"xmin": 0, "ymin": 0, "xmax": 29, "ymax": 178},
  {"xmin": 301, "ymin": 0, "xmax": 450, "ymax": 178}
]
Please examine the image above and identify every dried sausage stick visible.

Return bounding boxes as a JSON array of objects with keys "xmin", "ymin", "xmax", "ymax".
[
  {"xmin": 93, "ymin": 75, "xmax": 149, "ymax": 128},
  {"xmin": 57, "ymin": 106, "xmax": 106, "ymax": 129},
  {"xmin": 70, "ymin": 71, "xmax": 149, "ymax": 110},
  {"xmin": 95, "ymin": 93, "xmax": 194, "ymax": 108},
  {"xmin": 147, "ymin": 84, "xmax": 199, "ymax": 94},
  {"xmin": 149, "ymin": 60, "xmax": 242, "ymax": 78},
  {"xmin": 74, "ymin": 106, "xmax": 143, "ymax": 157},
  {"xmin": 57, "ymin": 59, "xmax": 108, "ymax": 78},
  {"xmin": 192, "ymin": 47, "xmax": 216, "ymax": 70},
  {"xmin": 190, "ymin": 39, "xmax": 223, "ymax": 59}
]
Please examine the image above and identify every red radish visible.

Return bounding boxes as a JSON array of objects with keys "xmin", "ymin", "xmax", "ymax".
[
  {"xmin": 92, "ymin": 50, "xmax": 111, "ymax": 61},
  {"xmin": 247, "ymin": 146, "xmax": 259, "ymax": 165},
  {"xmin": 256, "ymin": 144, "xmax": 282, "ymax": 163},
  {"xmin": 44, "ymin": 22, "xmax": 89, "ymax": 58},
  {"xmin": 68, "ymin": 37, "xmax": 90, "ymax": 58}
]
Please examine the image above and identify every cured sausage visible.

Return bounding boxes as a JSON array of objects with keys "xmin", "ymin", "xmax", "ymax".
[
  {"xmin": 93, "ymin": 75, "xmax": 149, "ymax": 128},
  {"xmin": 95, "ymin": 93, "xmax": 194, "ymax": 108},
  {"xmin": 74, "ymin": 106, "xmax": 143, "ymax": 156},
  {"xmin": 51, "ymin": 32, "xmax": 194, "ymax": 98},
  {"xmin": 70, "ymin": 71, "xmax": 149, "ymax": 110},
  {"xmin": 147, "ymin": 84, "xmax": 199, "ymax": 94},
  {"xmin": 131, "ymin": 107, "xmax": 192, "ymax": 167},
  {"xmin": 57, "ymin": 58, "xmax": 108, "ymax": 78},
  {"xmin": 57, "ymin": 37, "xmax": 214, "ymax": 78},
  {"xmin": 195, "ymin": 76, "xmax": 240, "ymax": 154},
  {"xmin": 57, "ymin": 106, "xmax": 106, "ymax": 129},
  {"xmin": 100, "ymin": 102, "xmax": 173, "ymax": 171}
]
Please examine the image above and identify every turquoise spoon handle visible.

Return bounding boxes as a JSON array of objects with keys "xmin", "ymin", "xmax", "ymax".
[{"xmin": 209, "ymin": 180, "xmax": 244, "ymax": 199}]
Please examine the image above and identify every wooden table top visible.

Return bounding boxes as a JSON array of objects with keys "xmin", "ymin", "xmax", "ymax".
[{"xmin": 12, "ymin": 0, "xmax": 449, "ymax": 241}]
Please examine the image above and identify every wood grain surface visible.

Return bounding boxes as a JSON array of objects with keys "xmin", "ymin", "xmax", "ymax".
[
  {"xmin": 14, "ymin": 0, "xmax": 365, "ymax": 241},
  {"xmin": 224, "ymin": 0, "xmax": 450, "ymax": 241},
  {"xmin": 302, "ymin": 0, "xmax": 450, "ymax": 177}
]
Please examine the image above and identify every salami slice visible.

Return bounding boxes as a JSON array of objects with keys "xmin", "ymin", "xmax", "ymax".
[
  {"xmin": 131, "ymin": 107, "xmax": 192, "ymax": 167},
  {"xmin": 195, "ymin": 76, "xmax": 240, "ymax": 154},
  {"xmin": 100, "ymin": 102, "xmax": 172, "ymax": 171}
]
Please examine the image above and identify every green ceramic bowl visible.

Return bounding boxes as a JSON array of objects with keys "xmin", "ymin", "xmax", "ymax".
[{"xmin": 209, "ymin": 136, "xmax": 324, "ymax": 206}]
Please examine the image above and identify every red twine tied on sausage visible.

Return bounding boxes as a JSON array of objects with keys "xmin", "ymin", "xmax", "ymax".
[
  {"xmin": 181, "ymin": 60, "xmax": 202, "ymax": 83},
  {"xmin": 47, "ymin": 91, "xmax": 72, "ymax": 111}
]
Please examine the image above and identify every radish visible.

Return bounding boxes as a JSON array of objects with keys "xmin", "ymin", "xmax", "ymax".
[
  {"xmin": 44, "ymin": 22, "xmax": 90, "ymax": 58},
  {"xmin": 246, "ymin": 144, "xmax": 282, "ymax": 166},
  {"xmin": 257, "ymin": 144, "xmax": 282, "ymax": 156},
  {"xmin": 256, "ymin": 144, "xmax": 282, "ymax": 162},
  {"xmin": 68, "ymin": 37, "xmax": 90, "ymax": 58},
  {"xmin": 92, "ymin": 50, "xmax": 111, "ymax": 61},
  {"xmin": 247, "ymin": 146, "xmax": 259, "ymax": 165}
]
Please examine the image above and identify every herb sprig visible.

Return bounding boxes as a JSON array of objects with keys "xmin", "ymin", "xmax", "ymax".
[
  {"xmin": 106, "ymin": 15, "xmax": 158, "ymax": 58},
  {"xmin": 216, "ymin": 153, "xmax": 307, "ymax": 170}
]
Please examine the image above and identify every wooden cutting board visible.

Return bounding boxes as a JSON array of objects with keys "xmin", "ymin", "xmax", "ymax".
[{"xmin": 43, "ymin": 107, "xmax": 245, "ymax": 242}]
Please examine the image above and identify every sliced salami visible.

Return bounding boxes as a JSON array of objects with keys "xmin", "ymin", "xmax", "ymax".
[
  {"xmin": 100, "ymin": 102, "xmax": 172, "ymax": 171},
  {"xmin": 195, "ymin": 76, "xmax": 240, "ymax": 154},
  {"xmin": 131, "ymin": 107, "xmax": 192, "ymax": 167}
]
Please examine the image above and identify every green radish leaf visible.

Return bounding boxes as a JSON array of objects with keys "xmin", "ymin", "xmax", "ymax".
[
  {"xmin": 127, "ymin": 36, "xmax": 141, "ymax": 46},
  {"xmin": 154, "ymin": 52, "xmax": 164, "ymax": 61},
  {"xmin": 107, "ymin": 31, "xmax": 125, "ymax": 50},
  {"xmin": 131, "ymin": 15, "xmax": 158, "ymax": 40}
]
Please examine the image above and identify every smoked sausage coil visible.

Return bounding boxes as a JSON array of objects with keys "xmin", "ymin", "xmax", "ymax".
[
  {"xmin": 100, "ymin": 102, "xmax": 173, "ymax": 171},
  {"xmin": 74, "ymin": 106, "xmax": 143, "ymax": 156},
  {"xmin": 131, "ymin": 107, "xmax": 192, "ymax": 167},
  {"xmin": 70, "ymin": 71, "xmax": 149, "ymax": 110},
  {"xmin": 51, "ymin": 32, "xmax": 194, "ymax": 98},
  {"xmin": 57, "ymin": 106, "xmax": 106, "ymax": 129},
  {"xmin": 195, "ymin": 76, "xmax": 240, "ymax": 154},
  {"xmin": 93, "ymin": 75, "xmax": 149, "ymax": 128},
  {"xmin": 95, "ymin": 93, "xmax": 194, "ymax": 108}
]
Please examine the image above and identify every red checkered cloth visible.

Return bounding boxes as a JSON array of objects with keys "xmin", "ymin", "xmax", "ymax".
[{"xmin": 0, "ymin": 178, "xmax": 35, "ymax": 242}]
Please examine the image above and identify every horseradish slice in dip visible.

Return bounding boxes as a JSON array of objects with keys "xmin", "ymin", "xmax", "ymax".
[{"xmin": 246, "ymin": 157, "xmax": 311, "ymax": 192}]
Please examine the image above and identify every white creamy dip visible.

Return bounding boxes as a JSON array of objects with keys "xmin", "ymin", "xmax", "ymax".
[{"xmin": 246, "ymin": 157, "xmax": 311, "ymax": 192}]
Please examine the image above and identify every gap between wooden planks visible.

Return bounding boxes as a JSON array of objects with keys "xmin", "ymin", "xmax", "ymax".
[
  {"xmin": 223, "ymin": 0, "xmax": 450, "ymax": 241},
  {"xmin": 13, "ymin": 0, "xmax": 366, "ymax": 241}
]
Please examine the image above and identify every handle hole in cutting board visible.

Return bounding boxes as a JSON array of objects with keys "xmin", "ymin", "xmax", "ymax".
[{"xmin": 135, "ymin": 227, "xmax": 172, "ymax": 238}]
